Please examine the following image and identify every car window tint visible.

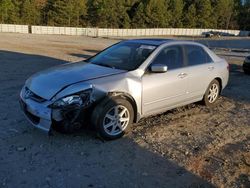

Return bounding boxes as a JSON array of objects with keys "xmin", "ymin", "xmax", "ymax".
[
  {"xmin": 88, "ymin": 42, "xmax": 156, "ymax": 71},
  {"xmin": 152, "ymin": 46, "xmax": 183, "ymax": 70},
  {"xmin": 185, "ymin": 45, "xmax": 212, "ymax": 66},
  {"xmin": 106, "ymin": 46, "xmax": 131, "ymax": 59}
]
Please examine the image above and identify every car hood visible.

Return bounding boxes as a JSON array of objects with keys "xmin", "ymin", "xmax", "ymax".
[{"xmin": 26, "ymin": 62, "xmax": 126, "ymax": 100}]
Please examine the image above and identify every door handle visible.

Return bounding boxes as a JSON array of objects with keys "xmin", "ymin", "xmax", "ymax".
[
  {"xmin": 178, "ymin": 73, "xmax": 188, "ymax": 78},
  {"xmin": 208, "ymin": 66, "xmax": 214, "ymax": 71}
]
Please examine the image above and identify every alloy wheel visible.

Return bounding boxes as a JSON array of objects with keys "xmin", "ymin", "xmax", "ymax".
[
  {"xmin": 103, "ymin": 105, "xmax": 130, "ymax": 136},
  {"xmin": 207, "ymin": 83, "xmax": 219, "ymax": 103}
]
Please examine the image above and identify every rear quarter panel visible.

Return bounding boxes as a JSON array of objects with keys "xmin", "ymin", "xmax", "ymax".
[{"xmin": 214, "ymin": 58, "xmax": 229, "ymax": 90}]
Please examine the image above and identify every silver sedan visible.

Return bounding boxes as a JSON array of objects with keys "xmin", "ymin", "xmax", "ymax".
[{"xmin": 20, "ymin": 39, "xmax": 229, "ymax": 140}]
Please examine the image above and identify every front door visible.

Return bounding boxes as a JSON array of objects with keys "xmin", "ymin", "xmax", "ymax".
[{"xmin": 142, "ymin": 45, "xmax": 189, "ymax": 115}]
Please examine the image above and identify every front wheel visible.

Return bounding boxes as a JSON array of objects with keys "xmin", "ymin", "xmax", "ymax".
[
  {"xmin": 203, "ymin": 79, "xmax": 220, "ymax": 107},
  {"xmin": 92, "ymin": 97, "xmax": 134, "ymax": 140}
]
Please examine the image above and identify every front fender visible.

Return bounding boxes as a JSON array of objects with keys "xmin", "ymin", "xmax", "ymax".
[{"xmin": 52, "ymin": 82, "xmax": 107, "ymax": 102}]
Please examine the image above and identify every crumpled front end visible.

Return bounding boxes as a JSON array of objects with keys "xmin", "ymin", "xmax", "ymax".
[
  {"xmin": 20, "ymin": 84, "xmax": 106, "ymax": 133},
  {"xmin": 49, "ymin": 88, "xmax": 97, "ymax": 133}
]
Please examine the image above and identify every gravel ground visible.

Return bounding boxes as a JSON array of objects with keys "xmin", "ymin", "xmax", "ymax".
[{"xmin": 0, "ymin": 33, "xmax": 249, "ymax": 188}]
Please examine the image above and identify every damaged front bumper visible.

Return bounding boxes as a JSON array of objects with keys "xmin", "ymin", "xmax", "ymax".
[
  {"xmin": 20, "ymin": 97, "xmax": 52, "ymax": 133},
  {"xmin": 19, "ymin": 86, "xmax": 97, "ymax": 133}
]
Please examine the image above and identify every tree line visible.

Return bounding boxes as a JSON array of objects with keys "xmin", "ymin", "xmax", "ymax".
[{"xmin": 0, "ymin": 0, "xmax": 249, "ymax": 30}]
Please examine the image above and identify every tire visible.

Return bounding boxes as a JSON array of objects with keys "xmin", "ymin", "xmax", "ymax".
[
  {"xmin": 203, "ymin": 79, "xmax": 220, "ymax": 107},
  {"xmin": 91, "ymin": 97, "xmax": 134, "ymax": 140}
]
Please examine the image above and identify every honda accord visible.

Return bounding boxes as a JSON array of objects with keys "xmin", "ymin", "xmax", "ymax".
[{"xmin": 20, "ymin": 39, "xmax": 229, "ymax": 140}]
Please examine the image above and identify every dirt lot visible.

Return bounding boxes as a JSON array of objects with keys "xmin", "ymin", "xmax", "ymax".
[{"xmin": 0, "ymin": 33, "xmax": 249, "ymax": 188}]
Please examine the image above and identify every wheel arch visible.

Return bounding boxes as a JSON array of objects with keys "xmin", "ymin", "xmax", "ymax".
[
  {"xmin": 214, "ymin": 77, "xmax": 222, "ymax": 94},
  {"xmin": 107, "ymin": 92, "xmax": 139, "ymax": 123}
]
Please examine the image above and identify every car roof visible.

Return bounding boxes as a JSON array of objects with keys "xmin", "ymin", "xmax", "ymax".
[
  {"xmin": 126, "ymin": 38, "xmax": 173, "ymax": 46},
  {"xmin": 124, "ymin": 39, "xmax": 209, "ymax": 49}
]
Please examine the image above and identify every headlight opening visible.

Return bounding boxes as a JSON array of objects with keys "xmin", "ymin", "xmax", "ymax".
[{"xmin": 50, "ymin": 90, "xmax": 92, "ymax": 109}]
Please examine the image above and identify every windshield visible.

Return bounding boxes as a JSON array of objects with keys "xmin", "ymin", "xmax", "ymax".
[{"xmin": 87, "ymin": 42, "xmax": 156, "ymax": 71}]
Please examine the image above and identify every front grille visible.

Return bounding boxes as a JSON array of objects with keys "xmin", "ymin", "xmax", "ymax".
[
  {"xmin": 30, "ymin": 94, "xmax": 46, "ymax": 103},
  {"xmin": 25, "ymin": 87, "xmax": 46, "ymax": 103}
]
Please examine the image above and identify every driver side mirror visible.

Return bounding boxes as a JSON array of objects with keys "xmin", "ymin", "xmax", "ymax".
[{"xmin": 150, "ymin": 64, "xmax": 168, "ymax": 73}]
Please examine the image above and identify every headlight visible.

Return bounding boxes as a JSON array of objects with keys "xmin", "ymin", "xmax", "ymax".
[
  {"xmin": 52, "ymin": 95, "xmax": 83, "ymax": 108},
  {"xmin": 50, "ymin": 90, "xmax": 91, "ymax": 109}
]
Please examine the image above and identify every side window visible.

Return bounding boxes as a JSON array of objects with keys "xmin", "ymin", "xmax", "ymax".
[
  {"xmin": 151, "ymin": 46, "xmax": 184, "ymax": 70},
  {"xmin": 185, "ymin": 45, "xmax": 213, "ymax": 66}
]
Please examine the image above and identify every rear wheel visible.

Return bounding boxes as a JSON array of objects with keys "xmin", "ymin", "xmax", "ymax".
[
  {"xmin": 92, "ymin": 97, "xmax": 134, "ymax": 140},
  {"xmin": 203, "ymin": 79, "xmax": 220, "ymax": 107}
]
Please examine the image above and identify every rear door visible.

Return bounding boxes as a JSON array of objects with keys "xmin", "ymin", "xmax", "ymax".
[
  {"xmin": 142, "ymin": 45, "xmax": 189, "ymax": 115},
  {"xmin": 183, "ymin": 45, "xmax": 216, "ymax": 99}
]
